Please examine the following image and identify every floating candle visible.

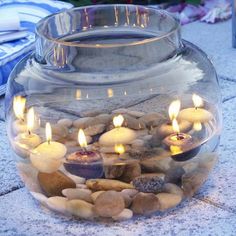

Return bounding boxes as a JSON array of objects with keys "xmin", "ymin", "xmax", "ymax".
[
  {"xmin": 158, "ymin": 100, "xmax": 191, "ymax": 137},
  {"xmin": 99, "ymin": 114, "xmax": 136, "ymax": 146},
  {"xmin": 163, "ymin": 119, "xmax": 199, "ymax": 161},
  {"xmin": 30, "ymin": 122, "xmax": 67, "ymax": 173},
  {"xmin": 14, "ymin": 107, "xmax": 41, "ymax": 158},
  {"xmin": 12, "ymin": 96, "xmax": 27, "ymax": 134},
  {"xmin": 179, "ymin": 94, "xmax": 213, "ymax": 123},
  {"xmin": 64, "ymin": 129, "xmax": 103, "ymax": 178}
]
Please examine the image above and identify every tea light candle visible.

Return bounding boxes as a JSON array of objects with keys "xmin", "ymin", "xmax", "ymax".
[
  {"xmin": 12, "ymin": 96, "xmax": 27, "ymax": 134},
  {"xmin": 179, "ymin": 94, "xmax": 213, "ymax": 123},
  {"xmin": 30, "ymin": 122, "xmax": 67, "ymax": 173},
  {"xmin": 64, "ymin": 129, "xmax": 103, "ymax": 178},
  {"xmin": 99, "ymin": 114, "xmax": 136, "ymax": 146},
  {"xmin": 14, "ymin": 107, "xmax": 41, "ymax": 158},
  {"xmin": 163, "ymin": 119, "xmax": 199, "ymax": 161}
]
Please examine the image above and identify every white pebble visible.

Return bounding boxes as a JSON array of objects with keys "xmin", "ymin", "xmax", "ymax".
[
  {"xmin": 62, "ymin": 188, "xmax": 92, "ymax": 202},
  {"xmin": 112, "ymin": 209, "xmax": 133, "ymax": 221},
  {"xmin": 47, "ymin": 196, "xmax": 68, "ymax": 214}
]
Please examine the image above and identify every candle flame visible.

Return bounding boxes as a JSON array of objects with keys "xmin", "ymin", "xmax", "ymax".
[
  {"xmin": 193, "ymin": 122, "xmax": 202, "ymax": 131},
  {"xmin": 13, "ymin": 96, "xmax": 26, "ymax": 120},
  {"xmin": 78, "ymin": 129, "xmax": 87, "ymax": 148},
  {"xmin": 27, "ymin": 107, "xmax": 35, "ymax": 133},
  {"xmin": 46, "ymin": 122, "xmax": 52, "ymax": 144},
  {"xmin": 115, "ymin": 144, "xmax": 125, "ymax": 155},
  {"xmin": 113, "ymin": 115, "xmax": 124, "ymax": 128},
  {"xmin": 107, "ymin": 88, "xmax": 114, "ymax": 98},
  {"xmin": 172, "ymin": 119, "xmax": 180, "ymax": 133},
  {"xmin": 192, "ymin": 94, "xmax": 203, "ymax": 108},
  {"xmin": 168, "ymin": 100, "xmax": 181, "ymax": 121},
  {"xmin": 76, "ymin": 89, "xmax": 81, "ymax": 100}
]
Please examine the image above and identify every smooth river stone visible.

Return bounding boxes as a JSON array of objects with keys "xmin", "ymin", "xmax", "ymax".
[
  {"xmin": 164, "ymin": 166, "xmax": 185, "ymax": 185},
  {"xmin": 30, "ymin": 191, "xmax": 48, "ymax": 206},
  {"xmin": 84, "ymin": 124, "xmax": 106, "ymax": 136},
  {"xmin": 66, "ymin": 199, "xmax": 96, "ymax": 220},
  {"xmin": 131, "ymin": 192, "xmax": 160, "ymax": 215},
  {"xmin": 62, "ymin": 188, "xmax": 92, "ymax": 202},
  {"xmin": 91, "ymin": 191, "xmax": 105, "ymax": 203},
  {"xmin": 141, "ymin": 156, "xmax": 171, "ymax": 173},
  {"xmin": 139, "ymin": 113, "xmax": 166, "ymax": 127},
  {"xmin": 121, "ymin": 189, "xmax": 138, "ymax": 198},
  {"xmin": 57, "ymin": 118, "xmax": 73, "ymax": 128},
  {"xmin": 112, "ymin": 209, "xmax": 133, "ymax": 221},
  {"xmin": 38, "ymin": 171, "xmax": 76, "ymax": 197},
  {"xmin": 156, "ymin": 193, "xmax": 182, "ymax": 211},
  {"xmin": 162, "ymin": 183, "xmax": 184, "ymax": 198},
  {"xmin": 51, "ymin": 124, "xmax": 68, "ymax": 138},
  {"xmin": 86, "ymin": 179, "xmax": 134, "ymax": 191},
  {"xmin": 47, "ymin": 196, "xmax": 68, "ymax": 214},
  {"xmin": 119, "ymin": 163, "xmax": 141, "ymax": 183},
  {"xmin": 94, "ymin": 191, "xmax": 125, "ymax": 217},
  {"xmin": 104, "ymin": 164, "xmax": 126, "ymax": 179},
  {"xmin": 73, "ymin": 117, "xmax": 93, "ymax": 129},
  {"xmin": 182, "ymin": 167, "xmax": 209, "ymax": 197}
]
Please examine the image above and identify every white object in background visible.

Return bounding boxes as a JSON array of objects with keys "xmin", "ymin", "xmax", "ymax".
[{"xmin": 0, "ymin": 10, "xmax": 20, "ymax": 31}]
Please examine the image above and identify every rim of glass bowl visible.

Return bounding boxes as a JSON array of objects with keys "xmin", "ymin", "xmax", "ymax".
[{"xmin": 35, "ymin": 4, "xmax": 181, "ymax": 49}]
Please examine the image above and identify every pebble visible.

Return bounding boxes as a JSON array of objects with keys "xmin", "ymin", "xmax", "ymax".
[
  {"xmin": 131, "ymin": 192, "xmax": 160, "ymax": 215},
  {"xmin": 123, "ymin": 114, "xmax": 146, "ymax": 130},
  {"xmin": 182, "ymin": 168, "xmax": 209, "ymax": 197},
  {"xmin": 96, "ymin": 114, "xmax": 112, "ymax": 124},
  {"xmin": 162, "ymin": 183, "xmax": 184, "ymax": 198},
  {"xmin": 141, "ymin": 156, "xmax": 171, "ymax": 173},
  {"xmin": 91, "ymin": 191, "xmax": 105, "ymax": 202},
  {"xmin": 121, "ymin": 189, "xmax": 138, "ymax": 198},
  {"xmin": 164, "ymin": 167, "xmax": 185, "ymax": 184},
  {"xmin": 51, "ymin": 124, "xmax": 68, "ymax": 138},
  {"xmin": 57, "ymin": 118, "xmax": 73, "ymax": 128},
  {"xmin": 156, "ymin": 193, "xmax": 182, "ymax": 211},
  {"xmin": 120, "ymin": 192, "xmax": 133, "ymax": 208},
  {"xmin": 94, "ymin": 191, "xmax": 125, "ymax": 217},
  {"xmin": 198, "ymin": 153, "xmax": 218, "ymax": 172},
  {"xmin": 66, "ymin": 199, "xmax": 95, "ymax": 219},
  {"xmin": 182, "ymin": 162, "xmax": 199, "ymax": 173},
  {"xmin": 131, "ymin": 139, "xmax": 145, "ymax": 148},
  {"xmin": 104, "ymin": 164, "xmax": 125, "ymax": 179},
  {"xmin": 38, "ymin": 171, "xmax": 76, "ymax": 197},
  {"xmin": 112, "ymin": 108, "xmax": 129, "ymax": 115},
  {"xmin": 139, "ymin": 113, "xmax": 166, "ymax": 127},
  {"xmin": 76, "ymin": 184, "xmax": 88, "ymax": 189},
  {"xmin": 84, "ymin": 124, "xmax": 106, "ymax": 136},
  {"xmin": 112, "ymin": 209, "xmax": 133, "ymax": 221},
  {"xmin": 47, "ymin": 196, "xmax": 68, "ymax": 214},
  {"xmin": 73, "ymin": 117, "xmax": 93, "ymax": 129},
  {"xmin": 135, "ymin": 129, "xmax": 149, "ymax": 138},
  {"xmin": 62, "ymin": 188, "xmax": 92, "ymax": 203},
  {"xmin": 86, "ymin": 179, "xmax": 134, "ymax": 191},
  {"xmin": 119, "ymin": 163, "xmax": 141, "ymax": 183},
  {"xmin": 30, "ymin": 191, "xmax": 48, "ymax": 206},
  {"xmin": 132, "ymin": 174, "xmax": 165, "ymax": 193}
]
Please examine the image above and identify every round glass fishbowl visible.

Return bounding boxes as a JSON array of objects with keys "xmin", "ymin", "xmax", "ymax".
[{"xmin": 5, "ymin": 5, "xmax": 221, "ymax": 221}]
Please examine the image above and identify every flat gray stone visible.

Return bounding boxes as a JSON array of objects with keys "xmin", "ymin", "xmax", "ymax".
[
  {"xmin": 0, "ymin": 187, "xmax": 235, "ymax": 236},
  {"xmin": 182, "ymin": 21, "xmax": 236, "ymax": 81}
]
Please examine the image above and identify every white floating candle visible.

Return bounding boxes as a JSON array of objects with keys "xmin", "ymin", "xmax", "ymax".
[
  {"xmin": 30, "ymin": 122, "xmax": 67, "ymax": 173},
  {"xmin": 14, "ymin": 107, "xmax": 41, "ymax": 158},
  {"xmin": 99, "ymin": 114, "xmax": 136, "ymax": 146},
  {"xmin": 179, "ymin": 94, "xmax": 213, "ymax": 123}
]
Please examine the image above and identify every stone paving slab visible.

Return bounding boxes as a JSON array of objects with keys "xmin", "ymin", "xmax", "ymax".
[
  {"xmin": 182, "ymin": 21, "xmax": 236, "ymax": 81},
  {"xmin": 0, "ymin": 187, "xmax": 235, "ymax": 236},
  {"xmin": 195, "ymin": 97, "xmax": 236, "ymax": 212}
]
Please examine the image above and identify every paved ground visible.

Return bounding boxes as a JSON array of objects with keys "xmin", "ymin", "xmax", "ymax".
[{"xmin": 0, "ymin": 20, "xmax": 236, "ymax": 236}]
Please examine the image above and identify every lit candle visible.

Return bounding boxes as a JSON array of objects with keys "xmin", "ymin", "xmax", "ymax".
[
  {"xmin": 30, "ymin": 122, "xmax": 67, "ymax": 173},
  {"xmin": 64, "ymin": 129, "xmax": 103, "ymax": 178},
  {"xmin": 179, "ymin": 94, "xmax": 213, "ymax": 123},
  {"xmin": 14, "ymin": 107, "xmax": 41, "ymax": 158},
  {"xmin": 12, "ymin": 96, "xmax": 27, "ymax": 134},
  {"xmin": 163, "ymin": 119, "xmax": 199, "ymax": 161},
  {"xmin": 158, "ymin": 100, "xmax": 191, "ymax": 137},
  {"xmin": 99, "ymin": 115, "xmax": 137, "ymax": 146}
]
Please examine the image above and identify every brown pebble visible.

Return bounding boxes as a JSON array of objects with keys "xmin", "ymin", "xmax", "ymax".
[
  {"xmin": 119, "ymin": 163, "xmax": 141, "ymax": 183},
  {"xmin": 131, "ymin": 192, "xmax": 160, "ymax": 215},
  {"xmin": 164, "ymin": 166, "xmax": 185, "ymax": 185},
  {"xmin": 94, "ymin": 191, "xmax": 125, "ymax": 217},
  {"xmin": 38, "ymin": 171, "xmax": 76, "ymax": 197}
]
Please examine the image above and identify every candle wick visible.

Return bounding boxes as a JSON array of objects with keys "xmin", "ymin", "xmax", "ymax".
[
  {"xmin": 48, "ymin": 140, "xmax": 51, "ymax": 145},
  {"xmin": 28, "ymin": 130, "xmax": 31, "ymax": 136},
  {"xmin": 195, "ymin": 107, "xmax": 198, "ymax": 110}
]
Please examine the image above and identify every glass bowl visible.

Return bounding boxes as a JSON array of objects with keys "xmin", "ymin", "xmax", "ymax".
[{"xmin": 5, "ymin": 4, "xmax": 221, "ymax": 221}]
